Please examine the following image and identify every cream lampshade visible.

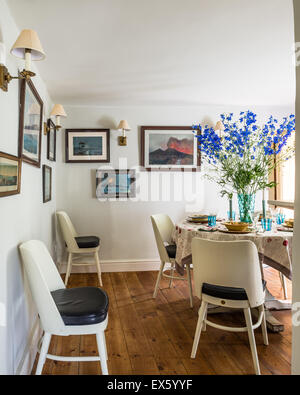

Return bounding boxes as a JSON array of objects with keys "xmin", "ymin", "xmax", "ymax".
[
  {"xmin": 215, "ymin": 120, "xmax": 225, "ymax": 137},
  {"xmin": 50, "ymin": 104, "xmax": 67, "ymax": 128},
  {"xmin": 117, "ymin": 120, "xmax": 131, "ymax": 146},
  {"xmin": 11, "ymin": 29, "xmax": 45, "ymax": 72},
  {"xmin": 117, "ymin": 120, "xmax": 131, "ymax": 132},
  {"xmin": 215, "ymin": 121, "xmax": 225, "ymax": 131}
]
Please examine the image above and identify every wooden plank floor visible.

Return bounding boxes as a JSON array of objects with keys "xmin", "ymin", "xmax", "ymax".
[{"xmin": 32, "ymin": 266, "xmax": 292, "ymax": 375}]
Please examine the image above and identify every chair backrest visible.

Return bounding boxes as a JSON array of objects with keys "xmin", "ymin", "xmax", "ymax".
[
  {"xmin": 192, "ymin": 238, "xmax": 264, "ymax": 308},
  {"xmin": 19, "ymin": 240, "xmax": 65, "ymax": 333},
  {"xmin": 151, "ymin": 214, "xmax": 175, "ymax": 263},
  {"xmin": 56, "ymin": 211, "xmax": 78, "ymax": 251}
]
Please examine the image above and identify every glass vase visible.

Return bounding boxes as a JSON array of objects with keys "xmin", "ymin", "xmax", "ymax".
[{"xmin": 238, "ymin": 193, "xmax": 255, "ymax": 223}]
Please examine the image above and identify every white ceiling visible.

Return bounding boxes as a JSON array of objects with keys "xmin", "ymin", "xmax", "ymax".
[{"xmin": 6, "ymin": 0, "xmax": 295, "ymax": 107}]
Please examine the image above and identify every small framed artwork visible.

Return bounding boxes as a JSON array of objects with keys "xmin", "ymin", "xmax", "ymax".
[
  {"xmin": 65, "ymin": 129, "xmax": 110, "ymax": 163},
  {"xmin": 18, "ymin": 78, "xmax": 43, "ymax": 167},
  {"xmin": 42, "ymin": 165, "xmax": 52, "ymax": 203},
  {"xmin": 141, "ymin": 126, "xmax": 200, "ymax": 171},
  {"xmin": 47, "ymin": 119, "xmax": 56, "ymax": 161},
  {"xmin": 0, "ymin": 152, "xmax": 22, "ymax": 197},
  {"xmin": 96, "ymin": 169, "xmax": 136, "ymax": 199}
]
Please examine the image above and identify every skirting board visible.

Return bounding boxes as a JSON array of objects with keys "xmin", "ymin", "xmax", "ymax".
[
  {"xmin": 16, "ymin": 317, "xmax": 42, "ymax": 375},
  {"xmin": 58, "ymin": 258, "xmax": 170, "ymax": 274}
]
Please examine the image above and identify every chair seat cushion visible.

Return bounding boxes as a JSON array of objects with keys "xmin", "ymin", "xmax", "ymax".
[
  {"xmin": 75, "ymin": 236, "xmax": 100, "ymax": 248},
  {"xmin": 202, "ymin": 280, "xmax": 266, "ymax": 301},
  {"xmin": 51, "ymin": 287, "xmax": 109, "ymax": 326},
  {"xmin": 165, "ymin": 244, "xmax": 176, "ymax": 259}
]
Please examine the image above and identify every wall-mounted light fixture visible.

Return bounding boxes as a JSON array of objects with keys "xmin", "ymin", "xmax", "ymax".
[
  {"xmin": 50, "ymin": 104, "xmax": 67, "ymax": 130},
  {"xmin": 0, "ymin": 29, "xmax": 45, "ymax": 92},
  {"xmin": 215, "ymin": 120, "xmax": 225, "ymax": 137},
  {"xmin": 117, "ymin": 120, "xmax": 131, "ymax": 146}
]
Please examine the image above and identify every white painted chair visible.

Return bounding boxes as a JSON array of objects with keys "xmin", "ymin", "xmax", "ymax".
[
  {"xmin": 191, "ymin": 238, "xmax": 268, "ymax": 375},
  {"xmin": 151, "ymin": 214, "xmax": 193, "ymax": 308},
  {"xmin": 19, "ymin": 240, "xmax": 109, "ymax": 375},
  {"xmin": 56, "ymin": 211, "xmax": 102, "ymax": 287}
]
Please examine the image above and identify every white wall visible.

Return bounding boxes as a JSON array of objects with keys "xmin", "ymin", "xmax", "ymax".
[
  {"xmin": 0, "ymin": 0, "xmax": 55, "ymax": 374},
  {"xmin": 56, "ymin": 104, "xmax": 294, "ymax": 266}
]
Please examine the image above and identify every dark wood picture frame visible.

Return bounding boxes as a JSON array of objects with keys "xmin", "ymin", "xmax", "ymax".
[
  {"xmin": 140, "ymin": 126, "xmax": 201, "ymax": 172},
  {"xmin": 65, "ymin": 129, "xmax": 110, "ymax": 163},
  {"xmin": 18, "ymin": 77, "xmax": 43, "ymax": 168},
  {"xmin": 47, "ymin": 119, "xmax": 56, "ymax": 162},
  {"xmin": 96, "ymin": 169, "xmax": 136, "ymax": 199},
  {"xmin": 0, "ymin": 152, "xmax": 22, "ymax": 197},
  {"xmin": 42, "ymin": 164, "xmax": 52, "ymax": 203}
]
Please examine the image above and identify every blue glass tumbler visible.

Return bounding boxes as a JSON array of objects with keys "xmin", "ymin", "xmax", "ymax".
[{"xmin": 208, "ymin": 215, "xmax": 217, "ymax": 227}]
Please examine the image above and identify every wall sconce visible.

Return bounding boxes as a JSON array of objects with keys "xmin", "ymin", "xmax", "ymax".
[
  {"xmin": 50, "ymin": 104, "xmax": 67, "ymax": 129},
  {"xmin": 44, "ymin": 105, "xmax": 67, "ymax": 134},
  {"xmin": 0, "ymin": 29, "xmax": 45, "ymax": 92},
  {"xmin": 117, "ymin": 120, "xmax": 131, "ymax": 146}
]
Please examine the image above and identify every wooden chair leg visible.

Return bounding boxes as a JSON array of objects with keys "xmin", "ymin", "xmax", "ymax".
[
  {"xmin": 259, "ymin": 305, "xmax": 269, "ymax": 346},
  {"xmin": 94, "ymin": 251, "xmax": 103, "ymax": 287},
  {"xmin": 65, "ymin": 252, "xmax": 72, "ymax": 286},
  {"xmin": 96, "ymin": 332, "xmax": 108, "ymax": 375},
  {"xmin": 244, "ymin": 308, "xmax": 261, "ymax": 375},
  {"xmin": 35, "ymin": 332, "xmax": 51, "ymax": 375},
  {"xmin": 186, "ymin": 263, "xmax": 193, "ymax": 308},
  {"xmin": 153, "ymin": 261, "xmax": 165, "ymax": 298},
  {"xmin": 191, "ymin": 301, "xmax": 207, "ymax": 358}
]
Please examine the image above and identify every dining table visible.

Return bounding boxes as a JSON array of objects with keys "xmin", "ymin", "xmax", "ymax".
[{"xmin": 173, "ymin": 217, "xmax": 293, "ymax": 333}]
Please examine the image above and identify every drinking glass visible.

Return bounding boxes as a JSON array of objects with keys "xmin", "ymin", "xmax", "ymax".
[
  {"xmin": 261, "ymin": 218, "xmax": 272, "ymax": 231},
  {"xmin": 208, "ymin": 215, "xmax": 217, "ymax": 227},
  {"xmin": 276, "ymin": 213, "xmax": 285, "ymax": 225}
]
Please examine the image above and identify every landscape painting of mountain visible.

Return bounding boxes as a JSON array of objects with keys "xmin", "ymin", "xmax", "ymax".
[
  {"xmin": 141, "ymin": 127, "xmax": 199, "ymax": 170},
  {"xmin": 149, "ymin": 134, "xmax": 194, "ymax": 165}
]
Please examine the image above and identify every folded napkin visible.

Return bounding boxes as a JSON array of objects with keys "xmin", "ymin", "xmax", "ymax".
[{"xmin": 198, "ymin": 225, "xmax": 219, "ymax": 232}]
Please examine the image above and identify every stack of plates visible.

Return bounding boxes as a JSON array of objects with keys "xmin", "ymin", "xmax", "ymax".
[
  {"xmin": 284, "ymin": 219, "xmax": 294, "ymax": 229},
  {"xmin": 187, "ymin": 214, "xmax": 208, "ymax": 224}
]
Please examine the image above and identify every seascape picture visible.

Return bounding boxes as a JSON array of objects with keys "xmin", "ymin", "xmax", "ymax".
[
  {"xmin": 66, "ymin": 129, "xmax": 110, "ymax": 163},
  {"xmin": 23, "ymin": 90, "xmax": 41, "ymax": 160},
  {"xmin": 0, "ymin": 153, "xmax": 21, "ymax": 197},
  {"xmin": 73, "ymin": 136, "xmax": 103, "ymax": 156},
  {"xmin": 19, "ymin": 79, "xmax": 43, "ymax": 167}
]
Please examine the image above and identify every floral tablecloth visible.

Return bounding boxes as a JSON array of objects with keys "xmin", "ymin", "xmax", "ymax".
[{"xmin": 173, "ymin": 220, "xmax": 293, "ymax": 280}]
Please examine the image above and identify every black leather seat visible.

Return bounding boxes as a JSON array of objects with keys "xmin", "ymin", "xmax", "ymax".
[
  {"xmin": 75, "ymin": 236, "xmax": 100, "ymax": 249},
  {"xmin": 165, "ymin": 244, "xmax": 176, "ymax": 259},
  {"xmin": 51, "ymin": 287, "xmax": 109, "ymax": 326},
  {"xmin": 202, "ymin": 280, "xmax": 266, "ymax": 301}
]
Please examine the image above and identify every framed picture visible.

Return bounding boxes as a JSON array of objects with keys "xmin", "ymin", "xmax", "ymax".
[
  {"xmin": 19, "ymin": 78, "xmax": 43, "ymax": 167},
  {"xmin": 47, "ymin": 119, "xmax": 56, "ymax": 161},
  {"xmin": 65, "ymin": 129, "xmax": 110, "ymax": 163},
  {"xmin": 0, "ymin": 152, "xmax": 22, "ymax": 197},
  {"xmin": 42, "ymin": 165, "xmax": 52, "ymax": 203},
  {"xmin": 96, "ymin": 169, "xmax": 136, "ymax": 199},
  {"xmin": 141, "ymin": 126, "xmax": 200, "ymax": 171}
]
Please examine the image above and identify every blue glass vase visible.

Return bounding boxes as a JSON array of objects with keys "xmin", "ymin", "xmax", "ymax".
[{"xmin": 238, "ymin": 193, "xmax": 255, "ymax": 223}]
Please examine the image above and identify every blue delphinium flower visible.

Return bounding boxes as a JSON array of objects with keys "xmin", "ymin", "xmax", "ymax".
[{"xmin": 193, "ymin": 111, "xmax": 295, "ymax": 196}]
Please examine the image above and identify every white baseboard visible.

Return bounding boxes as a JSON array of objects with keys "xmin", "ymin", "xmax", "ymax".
[
  {"xmin": 16, "ymin": 317, "xmax": 42, "ymax": 375},
  {"xmin": 58, "ymin": 258, "xmax": 168, "ymax": 274}
]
